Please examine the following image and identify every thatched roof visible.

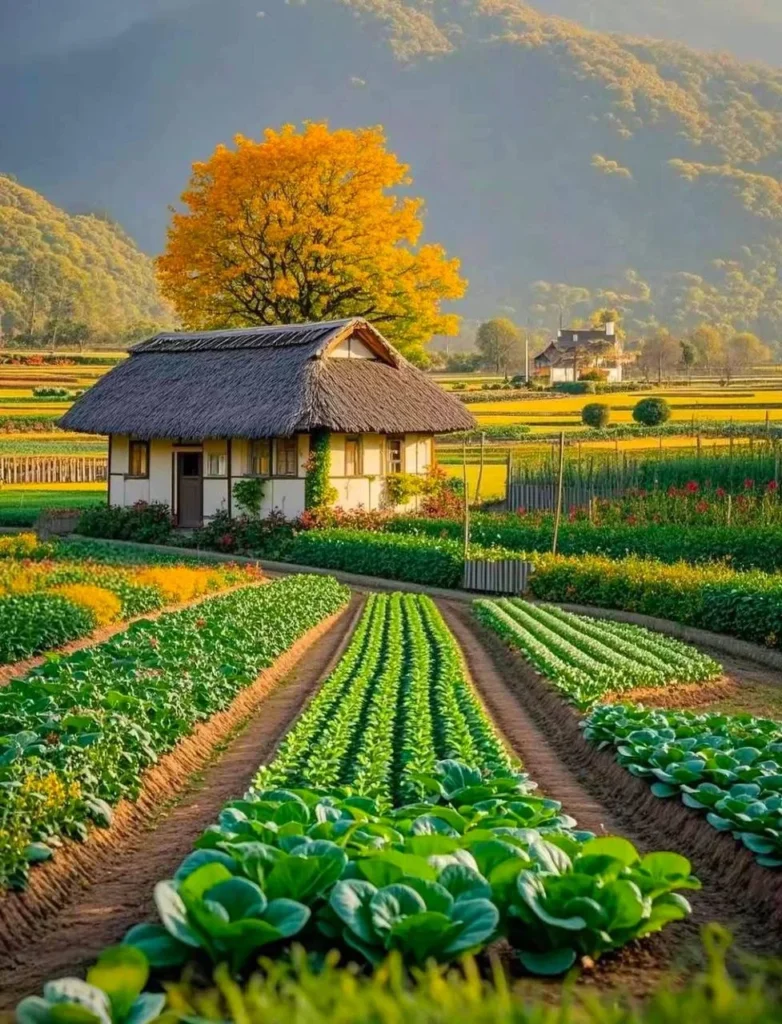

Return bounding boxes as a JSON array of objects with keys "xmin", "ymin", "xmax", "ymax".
[{"xmin": 60, "ymin": 318, "xmax": 476, "ymax": 438}]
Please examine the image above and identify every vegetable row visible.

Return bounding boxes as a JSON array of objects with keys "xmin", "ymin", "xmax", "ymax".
[
  {"xmin": 474, "ymin": 598, "xmax": 721, "ymax": 710},
  {"xmin": 0, "ymin": 539, "xmax": 262, "ymax": 663},
  {"xmin": 18, "ymin": 593, "xmax": 700, "ymax": 1022},
  {"xmin": 259, "ymin": 593, "xmax": 514, "ymax": 803},
  {"xmin": 0, "ymin": 573, "xmax": 349, "ymax": 889},
  {"xmin": 585, "ymin": 705, "xmax": 782, "ymax": 867}
]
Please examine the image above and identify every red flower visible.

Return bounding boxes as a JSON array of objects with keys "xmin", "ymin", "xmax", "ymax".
[
  {"xmin": 744, "ymin": 478, "xmax": 755, "ymax": 490},
  {"xmin": 667, "ymin": 485, "xmax": 678, "ymax": 497},
  {"xmin": 768, "ymin": 480, "xmax": 779, "ymax": 493},
  {"xmin": 695, "ymin": 500, "xmax": 709, "ymax": 513},
  {"xmin": 715, "ymin": 487, "xmax": 726, "ymax": 498},
  {"xmin": 685, "ymin": 481, "xmax": 699, "ymax": 494}
]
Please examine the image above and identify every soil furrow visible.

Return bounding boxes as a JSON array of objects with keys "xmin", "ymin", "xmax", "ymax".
[
  {"xmin": 0, "ymin": 594, "xmax": 364, "ymax": 1011},
  {"xmin": 437, "ymin": 599, "xmax": 782, "ymax": 982}
]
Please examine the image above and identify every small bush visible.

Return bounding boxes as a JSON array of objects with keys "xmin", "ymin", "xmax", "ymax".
[
  {"xmin": 581, "ymin": 402, "xmax": 611, "ymax": 428},
  {"xmin": 553, "ymin": 381, "xmax": 597, "ymax": 395},
  {"xmin": 633, "ymin": 396, "xmax": 671, "ymax": 426},
  {"xmin": 77, "ymin": 502, "xmax": 174, "ymax": 543}
]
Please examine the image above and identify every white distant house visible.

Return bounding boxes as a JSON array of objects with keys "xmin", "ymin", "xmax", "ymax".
[
  {"xmin": 60, "ymin": 318, "xmax": 475, "ymax": 527},
  {"xmin": 534, "ymin": 321, "xmax": 623, "ymax": 383}
]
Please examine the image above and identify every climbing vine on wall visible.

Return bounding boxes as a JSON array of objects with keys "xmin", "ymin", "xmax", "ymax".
[{"xmin": 305, "ymin": 429, "xmax": 337, "ymax": 510}]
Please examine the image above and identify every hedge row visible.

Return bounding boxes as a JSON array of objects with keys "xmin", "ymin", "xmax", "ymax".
[
  {"xmin": 384, "ymin": 516, "xmax": 782, "ymax": 573},
  {"xmin": 276, "ymin": 529, "xmax": 521, "ymax": 588},
  {"xmin": 527, "ymin": 553, "xmax": 782, "ymax": 650}
]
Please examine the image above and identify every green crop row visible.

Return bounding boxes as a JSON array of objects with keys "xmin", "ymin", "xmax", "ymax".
[
  {"xmin": 16, "ymin": 593, "xmax": 699, "ymax": 1024},
  {"xmin": 474, "ymin": 599, "xmax": 721, "ymax": 711},
  {"xmin": 0, "ymin": 542, "xmax": 262, "ymax": 663},
  {"xmin": 52, "ymin": 924, "xmax": 778, "ymax": 1024},
  {"xmin": 584, "ymin": 705, "xmax": 782, "ymax": 868},
  {"xmin": 258, "ymin": 594, "xmax": 515, "ymax": 803},
  {"xmin": 527, "ymin": 553, "xmax": 782, "ymax": 649},
  {"xmin": 0, "ymin": 574, "xmax": 349, "ymax": 889}
]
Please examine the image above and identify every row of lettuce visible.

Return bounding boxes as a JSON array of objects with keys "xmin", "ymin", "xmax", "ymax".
[
  {"xmin": 474, "ymin": 599, "xmax": 721, "ymax": 711},
  {"xmin": 0, "ymin": 574, "xmax": 349, "ymax": 889},
  {"xmin": 18, "ymin": 591, "xmax": 699, "ymax": 1024},
  {"xmin": 0, "ymin": 533, "xmax": 262, "ymax": 663},
  {"xmin": 473, "ymin": 600, "xmax": 782, "ymax": 870}
]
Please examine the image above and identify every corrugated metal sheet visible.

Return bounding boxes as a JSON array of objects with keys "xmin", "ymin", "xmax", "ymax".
[{"xmin": 463, "ymin": 559, "xmax": 534, "ymax": 595}]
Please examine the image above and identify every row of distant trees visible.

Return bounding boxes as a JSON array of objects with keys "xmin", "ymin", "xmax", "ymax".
[
  {"xmin": 637, "ymin": 325, "xmax": 772, "ymax": 382},
  {"xmin": 437, "ymin": 314, "xmax": 775, "ymax": 380}
]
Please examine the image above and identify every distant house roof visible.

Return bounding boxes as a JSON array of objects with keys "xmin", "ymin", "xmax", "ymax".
[
  {"xmin": 60, "ymin": 318, "xmax": 476, "ymax": 439},
  {"xmin": 534, "ymin": 324, "xmax": 616, "ymax": 367}
]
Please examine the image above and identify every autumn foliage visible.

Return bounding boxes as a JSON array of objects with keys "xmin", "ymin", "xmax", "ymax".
[{"xmin": 156, "ymin": 123, "xmax": 466, "ymax": 364}]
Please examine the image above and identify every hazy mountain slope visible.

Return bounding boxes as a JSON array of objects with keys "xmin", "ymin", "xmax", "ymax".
[
  {"xmin": 1, "ymin": 0, "xmax": 781, "ymax": 343},
  {"xmin": 0, "ymin": 175, "xmax": 171, "ymax": 341}
]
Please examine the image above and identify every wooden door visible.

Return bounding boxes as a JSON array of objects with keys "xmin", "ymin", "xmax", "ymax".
[{"xmin": 177, "ymin": 452, "xmax": 203, "ymax": 528}]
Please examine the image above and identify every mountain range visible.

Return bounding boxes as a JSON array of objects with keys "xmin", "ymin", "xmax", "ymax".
[{"xmin": 1, "ymin": 0, "xmax": 782, "ymax": 345}]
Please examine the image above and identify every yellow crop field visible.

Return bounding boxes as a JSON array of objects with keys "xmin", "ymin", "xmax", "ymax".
[
  {"xmin": 471, "ymin": 387, "xmax": 782, "ymax": 429},
  {"xmin": 442, "ymin": 463, "xmax": 508, "ymax": 501}
]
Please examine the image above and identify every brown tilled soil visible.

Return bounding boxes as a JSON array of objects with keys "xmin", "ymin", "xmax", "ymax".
[
  {"xmin": 0, "ymin": 578, "xmax": 268, "ymax": 687},
  {"xmin": 614, "ymin": 652, "xmax": 782, "ymax": 719},
  {"xmin": 0, "ymin": 594, "xmax": 364, "ymax": 1011},
  {"xmin": 438, "ymin": 599, "xmax": 782, "ymax": 992}
]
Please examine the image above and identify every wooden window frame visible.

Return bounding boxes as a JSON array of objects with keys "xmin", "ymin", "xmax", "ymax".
[
  {"xmin": 127, "ymin": 439, "xmax": 150, "ymax": 479},
  {"xmin": 205, "ymin": 452, "xmax": 227, "ymax": 478},
  {"xmin": 249, "ymin": 439, "xmax": 271, "ymax": 478},
  {"xmin": 344, "ymin": 435, "xmax": 362, "ymax": 477},
  {"xmin": 275, "ymin": 437, "xmax": 299, "ymax": 478},
  {"xmin": 385, "ymin": 435, "xmax": 404, "ymax": 475}
]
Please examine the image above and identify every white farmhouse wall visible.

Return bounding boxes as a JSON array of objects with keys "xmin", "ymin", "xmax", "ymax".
[
  {"xmin": 108, "ymin": 429, "xmax": 437, "ymax": 521},
  {"xmin": 149, "ymin": 440, "xmax": 173, "ymax": 506}
]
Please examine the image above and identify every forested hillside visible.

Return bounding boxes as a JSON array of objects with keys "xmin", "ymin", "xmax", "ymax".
[
  {"xmin": 337, "ymin": 0, "xmax": 782, "ymax": 343},
  {"xmin": 0, "ymin": 174, "xmax": 171, "ymax": 347}
]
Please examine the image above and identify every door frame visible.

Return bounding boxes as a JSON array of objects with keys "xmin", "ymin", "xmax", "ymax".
[{"xmin": 176, "ymin": 450, "xmax": 203, "ymax": 528}]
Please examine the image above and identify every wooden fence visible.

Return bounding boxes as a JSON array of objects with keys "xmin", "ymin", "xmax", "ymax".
[
  {"xmin": 463, "ymin": 559, "xmax": 534, "ymax": 595},
  {"xmin": 0, "ymin": 455, "xmax": 108, "ymax": 484}
]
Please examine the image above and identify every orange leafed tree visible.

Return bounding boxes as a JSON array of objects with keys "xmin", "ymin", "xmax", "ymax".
[{"xmin": 156, "ymin": 122, "xmax": 466, "ymax": 364}]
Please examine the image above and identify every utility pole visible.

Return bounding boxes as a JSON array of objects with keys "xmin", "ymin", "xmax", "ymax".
[
  {"xmin": 524, "ymin": 329, "xmax": 529, "ymax": 384},
  {"xmin": 462, "ymin": 440, "xmax": 470, "ymax": 565},
  {"xmin": 552, "ymin": 431, "xmax": 566, "ymax": 556}
]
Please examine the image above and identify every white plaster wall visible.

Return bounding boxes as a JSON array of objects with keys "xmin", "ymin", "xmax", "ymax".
[
  {"xmin": 203, "ymin": 478, "xmax": 229, "ymax": 518},
  {"xmin": 123, "ymin": 478, "xmax": 150, "ymax": 505},
  {"xmin": 110, "ymin": 434, "xmax": 128, "ymax": 473},
  {"xmin": 149, "ymin": 440, "xmax": 173, "ymax": 506},
  {"xmin": 109, "ymin": 475, "xmax": 125, "ymax": 506}
]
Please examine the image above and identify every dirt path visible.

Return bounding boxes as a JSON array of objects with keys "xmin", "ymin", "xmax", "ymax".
[
  {"xmin": 0, "ymin": 594, "xmax": 364, "ymax": 1011},
  {"xmin": 438, "ymin": 599, "xmax": 782, "ymax": 986}
]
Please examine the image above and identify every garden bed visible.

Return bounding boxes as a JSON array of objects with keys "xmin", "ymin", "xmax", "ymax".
[{"xmin": 0, "ymin": 595, "xmax": 362, "ymax": 1005}]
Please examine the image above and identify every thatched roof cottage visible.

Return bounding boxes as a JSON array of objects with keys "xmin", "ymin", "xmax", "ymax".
[{"xmin": 61, "ymin": 318, "xmax": 475, "ymax": 526}]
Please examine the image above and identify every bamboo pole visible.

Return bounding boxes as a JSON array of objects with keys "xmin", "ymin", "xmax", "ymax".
[
  {"xmin": 552, "ymin": 430, "xmax": 565, "ymax": 556},
  {"xmin": 462, "ymin": 440, "xmax": 470, "ymax": 565},
  {"xmin": 475, "ymin": 432, "xmax": 486, "ymax": 506}
]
